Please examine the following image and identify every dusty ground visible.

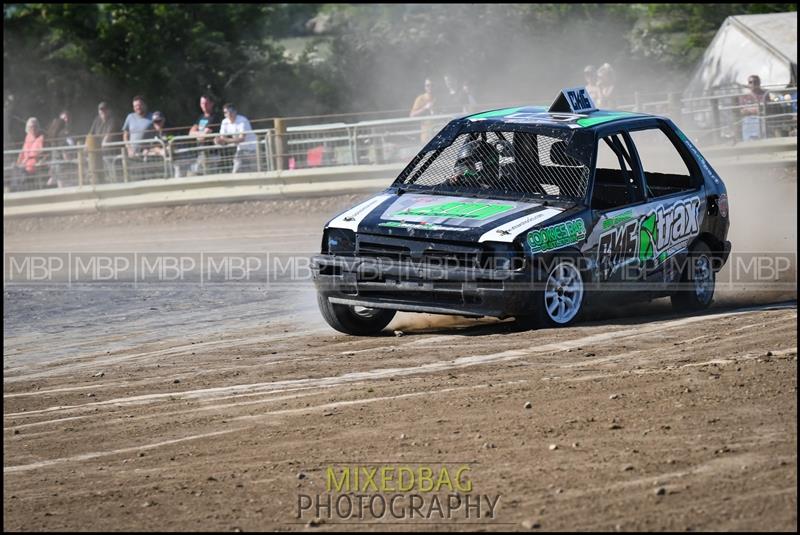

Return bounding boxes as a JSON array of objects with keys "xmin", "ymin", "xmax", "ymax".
[{"xmin": 3, "ymin": 194, "xmax": 797, "ymax": 531}]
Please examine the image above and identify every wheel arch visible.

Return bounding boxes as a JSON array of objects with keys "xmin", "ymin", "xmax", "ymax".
[
  {"xmin": 691, "ymin": 232, "xmax": 727, "ymax": 271},
  {"xmin": 528, "ymin": 246, "xmax": 595, "ymax": 284}
]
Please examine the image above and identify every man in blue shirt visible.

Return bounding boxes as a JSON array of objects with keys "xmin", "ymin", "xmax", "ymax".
[{"xmin": 122, "ymin": 95, "xmax": 153, "ymax": 158}]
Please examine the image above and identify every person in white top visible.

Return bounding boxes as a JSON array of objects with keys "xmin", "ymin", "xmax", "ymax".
[{"xmin": 214, "ymin": 103, "xmax": 258, "ymax": 173}]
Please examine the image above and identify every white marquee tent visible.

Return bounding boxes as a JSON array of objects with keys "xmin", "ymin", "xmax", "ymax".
[{"xmin": 684, "ymin": 11, "xmax": 797, "ymax": 98}]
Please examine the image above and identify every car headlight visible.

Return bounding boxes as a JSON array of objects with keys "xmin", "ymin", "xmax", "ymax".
[{"xmin": 324, "ymin": 228, "xmax": 356, "ymax": 255}]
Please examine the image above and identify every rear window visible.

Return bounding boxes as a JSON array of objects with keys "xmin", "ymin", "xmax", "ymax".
[{"xmin": 394, "ymin": 130, "xmax": 591, "ymax": 200}]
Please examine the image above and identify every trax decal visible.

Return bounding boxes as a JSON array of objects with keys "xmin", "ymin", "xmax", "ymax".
[
  {"xmin": 527, "ymin": 218, "xmax": 587, "ymax": 253},
  {"xmin": 328, "ymin": 194, "xmax": 393, "ymax": 232},
  {"xmin": 597, "ymin": 196, "xmax": 701, "ymax": 275},
  {"xmin": 478, "ymin": 207, "xmax": 561, "ymax": 243}
]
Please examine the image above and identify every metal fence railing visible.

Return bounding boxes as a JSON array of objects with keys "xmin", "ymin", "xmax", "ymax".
[
  {"xmin": 4, "ymin": 89, "xmax": 796, "ymax": 194},
  {"xmin": 2, "ymin": 114, "xmax": 458, "ymax": 192},
  {"xmin": 618, "ymin": 86, "xmax": 798, "ymax": 146}
]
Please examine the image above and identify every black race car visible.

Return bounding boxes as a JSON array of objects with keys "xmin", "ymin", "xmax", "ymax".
[{"xmin": 312, "ymin": 87, "xmax": 731, "ymax": 335}]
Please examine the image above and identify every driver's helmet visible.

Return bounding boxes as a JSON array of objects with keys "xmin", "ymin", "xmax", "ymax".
[{"xmin": 451, "ymin": 139, "xmax": 499, "ymax": 183}]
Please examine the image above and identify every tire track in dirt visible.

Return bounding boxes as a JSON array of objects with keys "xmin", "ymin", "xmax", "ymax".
[
  {"xmin": 7, "ymin": 305, "xmax": 788, "ymax": 420},
  {"xmin": 5, "ymin": 306, "xmax": 795, "ymax": 459}
]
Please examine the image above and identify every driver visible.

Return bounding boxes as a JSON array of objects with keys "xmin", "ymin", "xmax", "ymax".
[{"xmin": 448, "ymin": 138, "xmax": 499, "ymax": 188}]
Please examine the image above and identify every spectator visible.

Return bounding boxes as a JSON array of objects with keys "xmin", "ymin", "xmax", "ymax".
[
  {"xmin": 88, "ymin": 102, "xmax": 118, "ymax": 146},
  {"xmin": 595, "ymin": 63, "xmax": 617, "ymax": 109},
  {"xmin": 45, "ymin": 110, "xmax": 74, "ymax": 147},
  {"xmin": 122, "ymin": 95, "xmax": 153, "ymax": 158},
  {"xmin": 188, "ymin": 93, "xmax": 222, "ymax": 175},
  {"xmin": 10, "ymin": 117, "xmax": 45, "ymax": 191},
  {"xmin": 410, "ymin": 78, "xmax": 435, "ymax": 118},
  {"xmin": 410, "ymin": 78, "xmax": 436, "ymax": 143},
  {"xmin": 583, "ymin": 65, "xmax": 600, "ymax": 103},
  {"xmin": 45, "ymin": 110, "xmax": 77, "ymax": 188},
  {"xmin": 214, "ymin": 103, "xmax": 257, "ymax": 173},
  {"xmin": 87, "ymin": 101, "xmax": 119, "ymax": 183},
  {"xmin": 142, "ymin": 111, "xmax": 169, "ymax": 159},
  {"xmin": 739, "ymin": 74, "xmax": 769, "ymax": 141}
]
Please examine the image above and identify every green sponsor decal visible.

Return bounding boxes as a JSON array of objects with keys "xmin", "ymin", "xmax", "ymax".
[
  {"xmin": 468, "ymin": 106, "xmax": 524, "ymax": 120},
  {"xmin": 601, "ymin": 210, "xmax": 633, "ymax": 230},
  {"xmin": 576, "ymin": 112, "xmax": 637, "ymax": 128},
  {"xmin": 638, "ymin": 212, "xmax": 657, "ymax": 262},
  {"xmin": 527, "ymin": 218, "xmax": 587, "ymax": 253},
  {"xmin": 394, "ymin": 201, "xmax": 514, "ymax": 220}
]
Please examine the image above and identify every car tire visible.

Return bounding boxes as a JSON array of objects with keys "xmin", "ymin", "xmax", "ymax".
[
  {"xmin": 317, "ymin": 292, "xmax": 396, "ymax": 336},
  {"xmin": 518, "ymin": 256, "xmax": 586, "ymax": 329},
  {"xmin": 671, "ymin": 241, "xmax": 715, "ymax": 312}
]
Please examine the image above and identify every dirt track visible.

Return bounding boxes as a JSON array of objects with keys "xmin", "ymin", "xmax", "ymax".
[{"xmin": 3, "ymin": 195, "xmax": 797, "ymax": 531}]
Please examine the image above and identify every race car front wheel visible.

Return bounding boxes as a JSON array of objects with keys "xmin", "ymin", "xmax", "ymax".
[
  {"xmin": 519, "ymin": 258, "xmax": 586, "ymax": 329},
  {"xmin": 317, "ymin": 293, "xmax": 396, "ymax": 336},
  {"xmin": 671, "ymin": 241, "xmax": 715, "ymax": 311}
]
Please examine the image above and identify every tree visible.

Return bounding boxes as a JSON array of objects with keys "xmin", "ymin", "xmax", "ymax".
[
  {"xmin": 3, "ymin": 4, "xmax": 324, "ymax": 141},
  {"xmin": 629, "ymin": 4, "xmax": 796, "ymax": 68},
  {"xmin": 3, "ymin": 3, "xmax": 795, "ymax": 146}
]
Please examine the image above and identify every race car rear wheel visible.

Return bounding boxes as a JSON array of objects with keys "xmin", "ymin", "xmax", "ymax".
[
  {"xmin": 518, "ymin": 258, "xmax": 586, "ymax": 329},
  {"xmin": 317, "ymin": 293, "xmax": 396, "ymax": 336},
  {"xmin": 671, "ymin": 241, "xmax": 715, "ymax": 311}
]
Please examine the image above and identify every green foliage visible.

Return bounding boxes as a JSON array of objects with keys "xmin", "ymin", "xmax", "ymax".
[
  {"xmin": 631, "ymin": 4, "xmax": 796, "ymax": 68},
  {"xmin": 4, "ymin": 3, "xmax": 323, "ymax": 137}
]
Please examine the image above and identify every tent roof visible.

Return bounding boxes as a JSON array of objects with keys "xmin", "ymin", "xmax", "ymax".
[{"xmin": 731, "ymin": 12, "xmax": 797, "ymax": 66}]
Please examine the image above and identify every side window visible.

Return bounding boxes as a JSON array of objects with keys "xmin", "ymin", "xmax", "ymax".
[
  {"xmin": 628, "ymin": 128, "xmax": 697, "ymax": 198},
  {"xmin": 591, "ymin": 134, "xmax": 643, "ymax": 210}
]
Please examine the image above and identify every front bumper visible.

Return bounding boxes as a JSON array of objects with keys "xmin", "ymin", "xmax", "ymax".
[{"xmin": 311, "ymin": 254, "xmax": 536, "ymax": 318}]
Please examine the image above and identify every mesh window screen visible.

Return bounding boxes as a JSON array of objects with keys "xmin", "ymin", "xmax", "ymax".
[{"xmin": 396, "ymin": 131, "xmax": 589, "ymax": 199}]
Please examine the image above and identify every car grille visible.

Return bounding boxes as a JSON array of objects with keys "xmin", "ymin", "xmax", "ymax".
[{"xmin": 356, "ymin": 235, "xmax": 483, "ymax": 269}]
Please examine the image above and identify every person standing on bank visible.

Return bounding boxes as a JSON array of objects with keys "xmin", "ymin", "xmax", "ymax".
[
  {"xmin": 121, "ymin": 95, "xmax": 153, "ymax": 158},
  {"xmin": 188, "ymin": 93, "xmax": 223, "ymax": 174},
  {"xmin": 214, "ymin": 103, "xmax": 257, "ymax": 173}
]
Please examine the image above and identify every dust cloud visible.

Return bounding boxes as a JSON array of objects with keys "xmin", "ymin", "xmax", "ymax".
[
  {"xmin": 388, "ymin": 312, "xmax": 502, "ymax": 333},
  {"xmin": 352, "ymin": 6, "xmax": 683, "ymax": 116},
  {"xmin": 711, "ymin": 162, "xmax": 797, "ymax": 305}
]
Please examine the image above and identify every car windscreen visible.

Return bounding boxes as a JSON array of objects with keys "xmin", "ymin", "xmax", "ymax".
[{"xmin": 393, "ymin": 129, "xmax": 591, "ymax": 201}]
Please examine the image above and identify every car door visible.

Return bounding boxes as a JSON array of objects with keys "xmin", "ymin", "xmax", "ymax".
[
  {"xmin": 624, "ymin": 123, "xmax": 705, "ymax": 285},
  {"xmin": 583, "ymin": 130, "xmax": 648, "ymax": 283}
]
